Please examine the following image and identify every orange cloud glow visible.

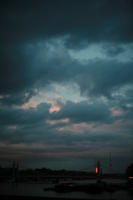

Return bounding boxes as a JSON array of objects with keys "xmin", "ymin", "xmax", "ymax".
[
  {"xmin": 57, "ymin": 122, "xmax": 93, "ymax": 133},
  {"xmin": 47, "ymin": 118, "xmax": 70, "ymax": 125},
  {"xmin": 8, "ymin": 125, "xmax": 17, "ymax": 130},
  {"xmin": 111, "ymin": 107, "xmax": 123, "ymax": 116},
  {"xmin": 49, "ymin": 104, "xmax": 61, "ymax": 113},
  {"xmin": 21, "ymin": 99, "xmax": 38, "ymax": 110}
]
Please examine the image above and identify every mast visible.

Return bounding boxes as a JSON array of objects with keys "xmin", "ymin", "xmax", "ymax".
[{"xmin": 109, "ymin": 152, "xmax": 112, "ymax": 174}]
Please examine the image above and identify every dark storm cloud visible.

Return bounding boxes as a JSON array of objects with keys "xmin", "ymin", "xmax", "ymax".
[
  {"xmin": 102, "ymin": 44, "xmax": 125, "ymax": 57},
  {"xmin": 0, "ymin": 103, "xmax": 50, "ymax": 126},
  {"xmin": 0, "ymin": 99, "xmax": 116, "ymax": 144},
  {"xmin": 51, "ymin": 101, "xmax": 112, "ymax": 123},
  {"xmin": 0, "ymin": 103, "xmax": 51, "ymax": 143},
  {"xmin": 0, "ymin": 99, "xmax": 112, "ymax": 129},
  {"xmin": 1, "ymin": 38, "xmax": 133, "ymax": 104},
  {"xmin": 0, "ymin": 92, "xmax": 33, "ymax": 106},
  {"xmin": 75, "ymin": 61, "xmax": 133, "ymax": 97},
  {"xmin": 0, "ymin": 45, "xmax": 35, "ymax": 95},
  {"xmin": 1, "ymin": 0, "xmax": 133, "ymax": 45},
  {"xmin": 0, "ymin": 0, "xmax": 133, "ymax": 102}
]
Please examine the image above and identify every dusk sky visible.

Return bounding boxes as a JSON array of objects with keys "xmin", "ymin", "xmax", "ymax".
[{"xmin": 0, "ymin": 0, "xmax": 133, "ymax": 172}]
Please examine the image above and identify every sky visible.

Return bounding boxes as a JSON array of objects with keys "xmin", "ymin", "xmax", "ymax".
[{"xmin": 0, "ymin": 0, "xmax": 133, "ymax": 172}]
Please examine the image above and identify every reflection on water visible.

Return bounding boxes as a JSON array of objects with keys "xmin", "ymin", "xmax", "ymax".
[{"xmin": 0, "ymin": 180, "xmax": 132, "ymax": 200}]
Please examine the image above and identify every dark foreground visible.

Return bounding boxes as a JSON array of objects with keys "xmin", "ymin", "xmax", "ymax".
[
  {"xmin": 0, "ymin": 195, "xmax": 115, "ymax": 200},
  {"xmin": 0, "ymin": 179, "xmax": 132, "ymax": 200}
]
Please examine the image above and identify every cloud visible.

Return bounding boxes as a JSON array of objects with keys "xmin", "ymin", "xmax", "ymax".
[
  {"xmin": 51, "ymin": 100, "xmax": 112, "ymax": 123},
  {"xmin": 0, "ymin": 0, "xmax": 133, "ymax": 102},
  {"xmin": 0, "ymin": 103, "xmax": 50, "ymax": 126},
  {"xmin": 0, "ymin": 0, "xmax": 133, "ymax": 170},
  {"xmin": 1, "ymin": 38, "xmax": 133, "ymax": 106},
  {"xmin": 1, "ymin": 0, "xmax": 133, "ymax": 46}
]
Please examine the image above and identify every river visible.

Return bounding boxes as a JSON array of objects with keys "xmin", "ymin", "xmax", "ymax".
[{"xmin": 0, "ymin": 179, "xmax": 132, "ymax": 200}]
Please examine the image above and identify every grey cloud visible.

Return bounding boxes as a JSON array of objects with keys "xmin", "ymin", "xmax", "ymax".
[
  {"xmin": 51, "ymin": 100, "xmax": 112, "ymax": 123},
  {"xmin": 0, "ymin": 45, "xmax": 35, "ymax": 95},
  {"xmin": 0, "ymin": 91, "xmax": 34, "ymax": 106},
  {"xmin": 1, "ymin": 40, "xmax": 133, "ymax": 105},
  {"xmin": 1, "ymin": 0, "xmax": 133, "ymax": 46},
  {"xmin": 102, "ymin": 44, "xmax": 125, "ymax": 56},
  {"xmin": 0, "ymin": 103, "xmax": 50, "ymax": 126},
  {"xmin": 74, "ymin": 61, "xmax": 133, "ymax": 97},
  {"xmin": 0, "ymin": 0, "xmax": 133, "ymax": 103},
  {"xmin": 0, "ymin": 102, "xmax": 52, "ymax": 143},
  {"xmin": 0, "ymin": 99, "xmax": 117, "ymax": 144}
]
